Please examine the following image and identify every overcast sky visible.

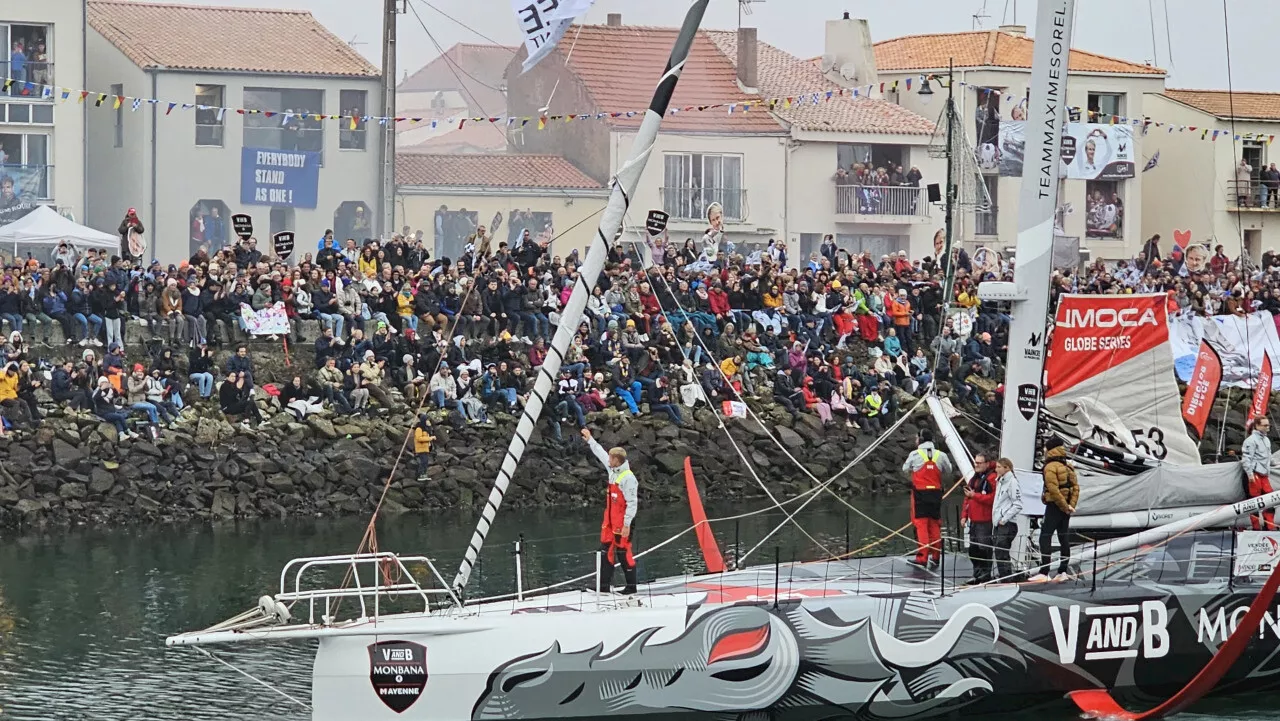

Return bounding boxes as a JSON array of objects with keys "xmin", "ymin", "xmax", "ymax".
[{"xmin": 205, "ymin": 0, "xmax": 1276, "ymax": 93}]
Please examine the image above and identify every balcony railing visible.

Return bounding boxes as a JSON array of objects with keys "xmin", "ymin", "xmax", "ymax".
[
  {"xmin": 4, "ymin": 62, "xmax": 55, "ymax": 98},
  {"xmin": 1227, "ymin": 179, "xmax": 1280, "ymax": 210},
  {"xmin": 836, "ymin": 184, "xmax": 930, "ymax": 218},
  {"xmin": 660, "ymin": 187, "xmax": 747, "ymax": 223}
]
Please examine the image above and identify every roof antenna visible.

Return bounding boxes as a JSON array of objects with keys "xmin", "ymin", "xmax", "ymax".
[
  {"xmin": 973, "ymin": 0, "xmax": 990, "ymax": 28},
  {"xmin": 737, "ymin": 0, "xmax": 765, "ymax": 28}
]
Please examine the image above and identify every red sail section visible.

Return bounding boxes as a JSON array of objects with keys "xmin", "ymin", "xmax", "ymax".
[
  {"xmin": 684, "ymin": 457, "xmax": 725, "ymax": 574},
  {"xmin": 1044, "ymin": 294, "xmax": 1170, "ymax": 398},
  {"xmin": 1182, "ymin": 340, "xmax": 1223, "ymax": 437},
  {"xmin": 1249, "ymin": 352, "xmax": 1273, "ymax": 423},
  {"xmin": 1069, "ymin": 558, "xmax": 1280, "ymax": 720}
]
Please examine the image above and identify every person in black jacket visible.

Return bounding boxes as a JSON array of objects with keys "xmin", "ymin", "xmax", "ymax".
[
  {"xmin": 501, "ymin": 277, "xmax": 524, "ymax": 339},
  {"xmin": 187, "ymin": 344, "xmax": 216, "ymax": 398},
  {"xmin": 772, "ymin": 368, "xmax": 802, "ymax": 418},
  {"xmin": 219, "ymin": 370, "xmax": 261, "ymax": 425},
  {"xmin": 481, "ymin": 278, "xmax": 505, "ymax": 339},
  {"xmin": 181, "ymin": 282, "xmax": 207, "ymax": 346}
]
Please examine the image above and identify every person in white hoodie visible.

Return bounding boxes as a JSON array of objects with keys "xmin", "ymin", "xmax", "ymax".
[{"xmin": 991, "ymin": 457, "xmax": 1023, "ymax": 582}]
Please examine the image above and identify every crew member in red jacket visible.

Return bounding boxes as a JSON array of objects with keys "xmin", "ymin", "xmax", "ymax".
[
  {"xmin": 902, "ymin": 429, "xmax": 954, "ymax": 569},
  {"xmin": 961, "ymin": 453, "xmax": 997, "ymax": 584}
]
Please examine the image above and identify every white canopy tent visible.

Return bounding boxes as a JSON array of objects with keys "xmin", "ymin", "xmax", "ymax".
[{"xmin": 0, "ymin": 206, "xmax": 118, "ymax": 258}]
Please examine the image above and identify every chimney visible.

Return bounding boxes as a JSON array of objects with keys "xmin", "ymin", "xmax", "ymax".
[
  {"xmin": 998, "ymin": 24, "xmax": 1027, "ymax": 37},
  {"xmin": 823, "ymin": 14, "xmax": 878, "ymax": 90},
  {"xmin": 737, "ymin": 27, "xmax": 758, "ymax": 93},
  {"xmin": 606, "ymin": 13, "xmax": 622, "ymax": 26}
]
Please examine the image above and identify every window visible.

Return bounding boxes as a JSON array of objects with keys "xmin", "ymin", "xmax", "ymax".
[
  {"xmin": 339, "ymin": 89, "xmax": 368, "ymax": 151},
  {"xmin": 1085, "ymin": 180, "xmax": 1123, "ymax": 238},
  {"xmin": 189, "ymin": 199, "xmax": 232, "ymax": 256},
  {"xmin": 269, "ymin": 207, "xmax": 296, "ymax": 239},
  {"xmin": 243, "ymin": 87, "xmax": 324, "ymax": 157},
  {"xmin": 976, "ymin": 175, "xmax": 999, "ymax": 236},
  {"xmin": 195, "ymin": 84, "xmax": 225, "ymax": 147},
  {"xmin": 1087, "ymin": 93, "xmax": 1124, "ymax": 122},
  {"xmin": 974, "ymin": 88, "xmax": 1002, "ymax": 152},
  {"xmin": 110, "ymin": 83, "xmax": 123, "ymax": 148},
  {"xmin": 0, "ymin": 102, "xmax": 53, "ymax": 124},
  {"xmin": 662, "ymin": 153, "xmax": 744, "ymax": 221},
  {"xmin": 0, "ymin": 130, "xmax": 52, "ymax": 200},
  {"xmin": 334, "ymin": 200, "xmax": 374, "ymax": 243},
  {"xmin": 1, "ymin": 22, "xmax": 53, "ymax": 96}
]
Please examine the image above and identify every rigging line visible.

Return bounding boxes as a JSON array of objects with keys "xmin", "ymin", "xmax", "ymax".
[
  {"xmin": 630, "ymin": 236, "xmax": 920, "ymax": 544},
  {"xmin": 1163, "ymin": 0, "xmax": 1176, "ymax": 71},
  {"xmin": 405, "ymin": 0, "xmax": 507, "ymax": 145},
  {"xmin": 539, "ymin": 25, "xmax": 583, "ymax": 113},
  {"xmin": 191, "ymin": 647, "xmax": 312, "ymax": 711},
  {"xmin": 418, "ymin": 0, "xmax": 510, "ymax": 47},
  {"xmin": 1221, "ymin": 0, "xmax": 1258, "ymax": 409},
  {"xmin": 1147, "ymin": 0, "xmax": 1161, "ymax": 67},
  {"xmin": 620, "ymin": 244, "xmax": 839, "ymax": 562},
  {"xmin": 342, "ymin": 205, "xmax": 607, "ymax": 603}
]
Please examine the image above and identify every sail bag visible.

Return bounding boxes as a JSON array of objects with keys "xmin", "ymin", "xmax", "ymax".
[{"xmin": 1044, "ymin": 293, "xmax": 1201, "ymax": 466}]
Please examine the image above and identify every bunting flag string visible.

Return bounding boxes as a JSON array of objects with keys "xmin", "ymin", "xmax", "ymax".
[{"xmin": 2, "ymin": 73, "xmax": 1271, "ymax": 146}]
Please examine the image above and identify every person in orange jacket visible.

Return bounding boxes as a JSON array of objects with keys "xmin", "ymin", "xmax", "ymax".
[
  {"xmin": 583, "ymin": 428, "xmax": 639, "ymax": 594},
  {"xmin": 902, "ymin": 428, "xmax": 954, "ymax": 569}
]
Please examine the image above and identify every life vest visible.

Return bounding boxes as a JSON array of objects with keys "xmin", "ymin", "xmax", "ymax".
[
  {"xmin": 911, "ymin": 449, "xmax": 944, "ymax": 520},
  {"xmin": 601, "ymin": 469, "xmax": 635, "ymax": 540},
  {"xmin": 864, "ymin": 393, "xmax": 882, "ymax": 417}
]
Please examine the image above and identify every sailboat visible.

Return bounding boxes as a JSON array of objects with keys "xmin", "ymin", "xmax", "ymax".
[{"xmin": 168, "ymin": 1, "xmax": 1280, "ymax": 719}]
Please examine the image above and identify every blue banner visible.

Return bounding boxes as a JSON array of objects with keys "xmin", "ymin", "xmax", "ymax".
[{"xmin": 240, "ymin": 147, "xmax": 320, "ymax": 209}]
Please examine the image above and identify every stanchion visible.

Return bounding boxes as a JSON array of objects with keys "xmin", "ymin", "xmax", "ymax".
[{"xmin": 515, "ymin": 535, "xmax": 524, "ymax": 602}]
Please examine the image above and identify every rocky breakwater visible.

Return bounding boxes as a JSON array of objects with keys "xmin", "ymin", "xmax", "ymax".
[{"xmin": 0, "ymin": 396, "xmax": 928, "ymax": 529}]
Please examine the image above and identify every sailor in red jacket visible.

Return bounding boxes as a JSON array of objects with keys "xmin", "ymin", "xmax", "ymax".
[
  {"xmin": 961, "ymin": 453, "xmax": 997, "ymax": 584},
  {"xmin": 583, "ymin": 428, "xmax": 639, "ymax": 594},
  {"xmin": 902, "ymin": 429, "xmax": 954, "ymax": 569}
]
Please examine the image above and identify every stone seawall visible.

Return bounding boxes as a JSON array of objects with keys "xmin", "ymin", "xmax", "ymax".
[{"xmin": 0, "ymin": 399, "xmax": 928, "ymax": 529}]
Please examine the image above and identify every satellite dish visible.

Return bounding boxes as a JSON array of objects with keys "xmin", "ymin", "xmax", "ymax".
[
  {"xmin": 839, "ymin": 62, "xmax": 859, "ymax": 81},
  {"xmin": 819, "ymin": 54, "xmax": 837, "ymax": 73}
]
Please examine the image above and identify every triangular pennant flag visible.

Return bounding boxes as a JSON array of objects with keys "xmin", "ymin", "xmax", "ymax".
[
  {"xmin": 95, "ymin": 93, "xmax": 107, "ymax": 107},
  {"xmin": 166, "ymin": 102, "xmax": 176, "ymax": 115},
  {"xmin": 905, "ymin": 77, "xmax": 912, "ymax": 91},
  {"xmin": 112, "ymin": 95, "xmax": 123, "ymax": 110},
  {"xmin": 131, "ymin": 97, "xmax": 142, "ymax": 111},
  {"xmin": 537, "ymin": 116, "xmax": 547, "ymax": 129},
  {"xmin": 429, "ymin": 119, "xmax": 438, "ymax": 129},
  {"xmin": 42, "ymin": 85, "xmax": 53, "ymax": 99},
  {"xmin": 263, "ymin": 111, "xmax": 275, "ymax": 118},
  {"xmin": 1, "ymin": 79, "xmax": 12, "ymax": 91},
  {"xmin": 60, "ymin": 89, "xmax": 70, "ymax": 101},
  {"xmin": 79, "ymin": 90, "xmax": 89, "ymax": 102},
  {"xmin": 216, "ymin": 107, "xmax": 226, "ymax": 122}
]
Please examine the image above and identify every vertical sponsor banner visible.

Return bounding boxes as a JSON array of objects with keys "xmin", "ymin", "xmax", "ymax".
[
  {"xmin": 1181, "ymin": 340, "xmax": 1223, "ymax": 437},
  {"xmin": 1044, "ymin": 293, "xmax": 1201, "ymax": 465},
  {"xmin": 1249, "ymin": 352, "xmax": 1273, "ymax": 422}
]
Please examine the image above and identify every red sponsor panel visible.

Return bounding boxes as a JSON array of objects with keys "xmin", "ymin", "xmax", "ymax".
[
  {"xmin": 1249, "ymin": 352, "xmax": 1273, "ymax": 422},
  {"xmin": 1045, "ymin": 294, "xmax": 1169, "ymax": 397},
  {"xmin": 1181, "ymin": 340, "xmax": 1223, "ymax": 437}
]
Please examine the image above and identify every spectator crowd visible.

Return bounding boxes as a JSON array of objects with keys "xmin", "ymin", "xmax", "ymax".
[{"xmin": 2, "ymin": 211, "xmax": 1276, "ymax": 463}]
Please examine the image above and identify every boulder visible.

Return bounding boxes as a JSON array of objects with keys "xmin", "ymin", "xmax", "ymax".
[
  {"xmin": 52, "ymin": 439, "xmax": 87, "ymax": 468},
  {"xmin": 58, "ymin": 482, "xmax": 88, "ymax": 500}
]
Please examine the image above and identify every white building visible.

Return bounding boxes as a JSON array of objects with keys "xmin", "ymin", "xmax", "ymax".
[
  {"xmin": 84, "ymin": 0, "xmax": 382, "ymax": 263},
  {"xmin": 1143, "ymin": 89, "xmax": 1280, "ymax": 262},
  {"xmin": 1, "ymin": 0, "xmax": 86, "ymax": 227},
  {"xmin": 875, "ymin": 25, "xmax": 1168, "ymax": 262}
]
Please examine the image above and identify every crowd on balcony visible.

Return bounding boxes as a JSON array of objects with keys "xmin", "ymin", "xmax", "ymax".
[{"xmin": 833, "ymin": 162, "xmax": 925, "ymax": 216}]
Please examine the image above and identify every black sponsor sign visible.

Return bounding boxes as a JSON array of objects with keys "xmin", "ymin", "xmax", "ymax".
[
  {"xmin": 645, "ymin": 209, "xmax": 669, "ymax": 237},
  {"xmin": 368, "ymin": 640, "xmax": 427, "ymax": 713},
  {"xmin": 1059, "ymin": 134, "xmax": 1078, "ymax": 166},
  {"xmin": 1017, "ymin": 383, "xmax": 1039, "ymax": 421},
  {"xmin": 231, "ymin": 214, "xmax": 254, "ymax": 241},
  {"xmin": 273, "ymin": 231, "xmax": 296, "ymax": 261}
]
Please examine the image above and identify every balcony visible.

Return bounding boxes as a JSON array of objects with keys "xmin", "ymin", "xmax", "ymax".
[
  {"xmin": 4, "ymin": 62, "xmax": 55, "ymax": 100},
  {"xmin": 660, "ymin": 187, "xmax": 748, "ymax": 223},
  {"xmin": 1227, "ymin": 180, "xmax": 1280, "ymax": 212},
  {"xmin": 835, "ymin": 184, "xmax": 931, "ymax": 223}
]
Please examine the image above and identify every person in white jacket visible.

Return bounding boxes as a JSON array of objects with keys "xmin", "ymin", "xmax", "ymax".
[
  {"xmin": 991, "ymin": 457, "xmax": 1023, "ymax": 582},
  {"xmin": 583, "ymin": 428, "xmax": 639, "ymax": 594}
]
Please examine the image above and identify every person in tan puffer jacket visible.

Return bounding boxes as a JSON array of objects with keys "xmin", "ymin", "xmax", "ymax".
[{"xmin": 1033, "ymin": 437, "xmax": 1079, "ymax": 582}]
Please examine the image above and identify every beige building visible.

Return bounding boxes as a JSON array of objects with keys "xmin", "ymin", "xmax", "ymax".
[
  {"xmin": 395, "ymin": 153, "xmax": 608, "ymax": 261},
  {"xmin": 503, "ymin": 14, "xmax": 941, "ymax": 268},
  {"xmin": 1, "ymin": 0, "xmax": 86, "ymax": 226},
  {"xmin": 396, "ymin": 43, "xmax": 512, "ymax": 152},
  {"xmin": 85, "ymin": 0, "xmax": 382, "ymax": 263},
  {"xmin": 875, "ymin": 26, "xmax": 1168, "ymax": 262},
  {"xmin": 1142, "ymin": 89, "xmax": 1280, "ymax": 262}
]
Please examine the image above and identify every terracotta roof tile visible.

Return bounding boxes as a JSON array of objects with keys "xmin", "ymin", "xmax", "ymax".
[
  {"xmin": 874, "ymin": 30, "xmax": 1164, "ymax": 75},
  {"xmin": 538, "ymin": 25, "xmax": 784, "ymax": 134},
  {"xmin": 396, "ymin": 154, "xmax": 603, "ymax": 189},
  {"xmin": 398, "ymin": 43, "xmax": 514, "ymax": 115},
  {"xmin": 1163, "ymin": 89, "xmax": 1280, "ymax": 122},
  {"xmin": 87, "ymin": 0, "xmax": 378, "ymax": 77},
  {"xmin": 706, "ymin": 30, "xmax": 934, "ymax": 136},
  {"xmin": 400, "ymin": 123, "xmax": 509, "ymax": 154}
]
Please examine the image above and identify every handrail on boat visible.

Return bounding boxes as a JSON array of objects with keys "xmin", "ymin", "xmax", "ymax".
[{"xmin": 277, "ymin": 552, "xmax": 462, "ymax": 624}]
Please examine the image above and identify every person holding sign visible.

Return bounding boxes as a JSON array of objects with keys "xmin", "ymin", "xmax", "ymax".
[{"xmin": 118, "ymin": 208, "xmax": 145, "ymax": 263}]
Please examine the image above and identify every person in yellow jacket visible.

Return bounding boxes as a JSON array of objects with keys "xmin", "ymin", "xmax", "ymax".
[
  {"xmin": 1030, "ymin": 436, "xmax": 1080, "ymax": 583},
  {"xmin": 0, "ymin": 361, "xmax": 29, "ymax": 429},
  {"xmin": 413, "ymin": 413, "xmax": 437, "ymax": 480}
]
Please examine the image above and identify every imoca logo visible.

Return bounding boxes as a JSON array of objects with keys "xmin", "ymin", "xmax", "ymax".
[
  {"xmin": 1059, "ymin": 307, "xmax": 1158, "ymax": 329},
  {"xmin": 1048, "ymin": 601, "xmax": 1170, "ymax": 664}
]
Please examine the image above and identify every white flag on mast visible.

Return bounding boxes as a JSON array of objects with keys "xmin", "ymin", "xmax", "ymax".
[{"xmin": 513, "ymin": 0, "xmax": 597, "ymax": 73}]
